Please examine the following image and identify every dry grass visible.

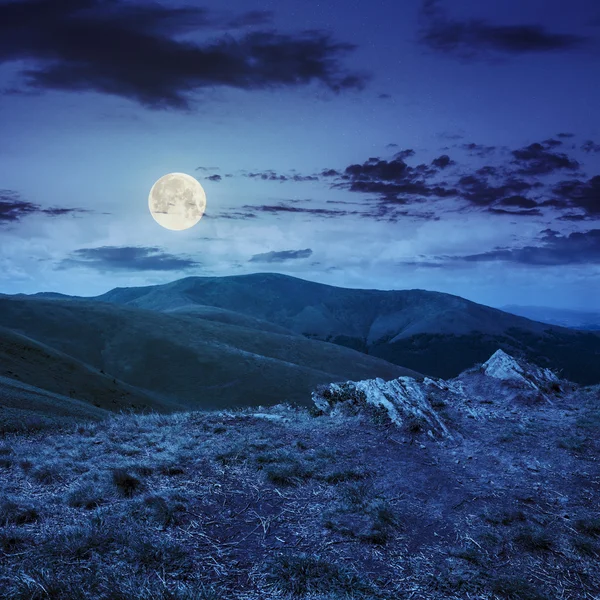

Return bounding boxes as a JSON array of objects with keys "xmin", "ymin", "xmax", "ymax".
[{"xmin": 1, "ymin": 394, "xmax": 599, "ymax": 599}]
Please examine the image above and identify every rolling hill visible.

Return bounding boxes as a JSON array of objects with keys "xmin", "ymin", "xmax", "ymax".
[
  {"xmin": 0, "ymin": 374, "xmax": 109, "ymax": 433},
  {"xmin": 0, "ymin": 326, "xmax": 174, "ymax": 414},
  {"xmin": 89, "ymin": 273, "xmax": 600, "ymax": 385},
  {"xmin": 0, "ymin": 294, "xmax": 418, "ymax": 418}
]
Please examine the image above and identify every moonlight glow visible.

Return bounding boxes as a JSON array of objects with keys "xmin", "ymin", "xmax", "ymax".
[{"xmin": 148, "ymin": 172, "xmax": 206, "ymax": 231}]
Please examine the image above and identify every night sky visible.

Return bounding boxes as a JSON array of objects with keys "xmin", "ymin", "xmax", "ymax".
[{"xmin": 1, "ymin": 0, "xmax": 599, "ymax": 310}]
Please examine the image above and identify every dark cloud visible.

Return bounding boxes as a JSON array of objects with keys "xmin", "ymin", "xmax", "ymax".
[
  {"xmin": 335, "ymin": 156, "xmax": 455, "ymax": 205},
  {"xmin": 246, "ymin": 171, "xmax": 288, "ymax": 182},
  {"xmin": 0, "ymin": 0, "xmax": 366, "ymax": 110},
  {"xmin": 241, "ymin": 198, "xmax": 436, "ymax": 223},
  {"xmin": 582, "ymin": 140, "xmax": 600, "ymax": 154},
  {"xmin": 457, "ymin": 175, "xmax": 539, "ymax": 208},
  {"xmin": 394, "ymin": 149, "xmax": 416, "ymax": 160},
  {"xmin": 63, "ymin": 246, "xmax": 198, "ymax": 271},
  {"xmin": 559, "ymin": 214, "xmax": 589, "ymax": 222},
  {"xmin": 552, "ymin": 175, "xmax": 600, "ymax": 216},
  {"xmin": 460, "ymin": 230, "xmax": 600, "ymax": 265},
  {"xmin": 344, "ymin": 157, "xmax": 416, "ymax": 182},
  {"xmin": 542, "ymin": 138, "xmax": 563, "ymax": 149},
  {"xmin": 498, "ymin": 195, "xmax": 539, "ymax": 209},
  {"xmin": 241, "ymin": 155, "xmax": 447, "ymax": 215},
  {"xmin": 475, "ymin": 166, "xmax": 500, "ymax": 178},
  {"xmin": 386, "ymin": 143, "xmax": 399, "ymax": 148},
  {"xmin": 249, "ymin": 248, "xmax": 313, "ymax": 263},
  {"xmin": 461, "ymin": 143, "xmax": 496, "ymax": 157},
  {"xmin": 397, "ymin": 259, "xmax": 450, "ymax": 269},
  {"xmin": 361, "ymin": 206, "xmax": 441, "ymax": 223},
  {"xmin": 205, "ymin": 174, "xmax": 222, "ymax": 182},
  {"xmin": 243, "ymin": 203, "xmax": 353, "ymax": 218},
  {"xmin": 431, "ymin": 154, "xmax": 454, "ymax": 169},
  {"xmin": 488, "ymin": 207, "xmax": 542, "ymax": 217},
  {"xmin": 320, "ymin": 168, "xmax": 340, "ymax": 178},
  {"xmin": 438, "ymin": 132, "xmax": 464, "ymax": 141},
  {"xmin": 0, "ymin": 191, "xmax": 38, "ymax": 222},
  {"xmin": 511, "ymin": 143, "xmax": 580, "ymax": 176},
  {"xmin": 420, "ymin": 0, "xmax": 586, "ymax": 60},
  {"xmin": 211, "ymin": 210, "xmax": 257, "ymax": 220},
  {"xmin": 244, "ymin": 170, "xmax": 319, "ymax": 182},
  {"xmin": 223, "ymin": 136, "xmax": 594, "ymax": 222},
  {"xmin": 0, "ymin": 189, "xmax": 89, "ymax": 223},
  {"xmin": 557, "ymin": 132, "xmax": 575, "ymax": 139}
]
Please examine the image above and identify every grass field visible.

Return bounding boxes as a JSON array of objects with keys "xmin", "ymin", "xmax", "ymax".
[{"xmin": 1, "ymin": 379, "xmax": 599, "ymax": 599}]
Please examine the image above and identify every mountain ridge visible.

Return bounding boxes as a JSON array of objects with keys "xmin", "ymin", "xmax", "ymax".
[{"xmin": 77, "ymin": 273, "xmax": 600, "ymax": 384}]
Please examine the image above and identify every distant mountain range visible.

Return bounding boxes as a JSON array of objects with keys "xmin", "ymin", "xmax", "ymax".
[
  {"xmin": 89, "ymin": 273, "xmax": 600, "ymax": 385},
  {"xmin": 2, "ymin": 273, "xmax": 598, "ymax": 429},
  {"xmin": 502, "ymin": 305, "xmax": 600, "ymax": 331}
]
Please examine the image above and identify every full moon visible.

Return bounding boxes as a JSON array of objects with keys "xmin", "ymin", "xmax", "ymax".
[{"xmin": 148, "ymin": 172, "xmax": 206, "ymax": 231}]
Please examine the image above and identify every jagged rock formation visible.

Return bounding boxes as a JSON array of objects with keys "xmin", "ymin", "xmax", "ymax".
[
  {"xmin": 481, "ymin": 349, "xmax": 559, "ymax": 389},
  {"xmin": 312, "ymin": 377, "xmax": 454, "ymax": 439},
  {"xmin": 312, "ymin": 349, "xmax": 567, "ymax": 437}
]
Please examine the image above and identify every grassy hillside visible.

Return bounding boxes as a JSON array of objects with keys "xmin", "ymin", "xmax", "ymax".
[
  {"xmin": 0, "ymin": 296, "xmax": 418, "ymax": 413},
  {"xmin": 0, "ymin": 382, "xmax": 598, "ymax": 599},
  {"xmin": 163, "ymin": 304, "xmax": 297, "ymax": 335},
  {"xmin": 0, "ymin": 375, "xmax": 108, "ymax": 434},
  {"xmin": 92, "ymin": 273, "xmax": 600, "ymax": 384},
  {"xmin": 0, "ymin": 326, "xmax": 173, "ymax": 414}
]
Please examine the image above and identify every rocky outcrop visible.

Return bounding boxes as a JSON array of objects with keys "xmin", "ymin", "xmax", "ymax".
[
  {"xmin": 481, "ymin": 349, "xmax": 559, "ymax": 390},
  {"xmin": 312, "ymin": 377, "xmax": 455, "ymax": 439},
  {"xmin": 312, "ymin": 350, "xmax": 567, "ymax": 437}
]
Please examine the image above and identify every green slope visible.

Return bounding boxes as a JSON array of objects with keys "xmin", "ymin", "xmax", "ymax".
[
  {"xmin": 0, "ymin": 295, "xmax": 419, "ymax": 412},
  {"xmin": 0, "ymin": 326, "xmax": 178, "ymax": 413}
]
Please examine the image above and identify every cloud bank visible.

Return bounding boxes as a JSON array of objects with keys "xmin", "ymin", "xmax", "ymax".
[{"xmin": 0, "ymin": 0, "xmax": 366, "ymax": 109}]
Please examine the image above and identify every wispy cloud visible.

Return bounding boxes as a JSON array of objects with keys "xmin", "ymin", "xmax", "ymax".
[
  {"xmin": 249, "ymin": 248, "xmax": 313, "ymax": 263},
  {"xmin": 582, "ymin": 140, "xmax": 600, "ymax": 154},
  {"xmin": 242, "ymin": 202, "xmax": 355, "ymax": 218},
  {"xmin": 420, "ymin": 0, "xmax": 587, "ymax": 60},
  {"xmin": 461, "ymin": 143, "xmax": 497, "ymax": 157},
  {"xmin": 0, "ymin": 189, "xmax": 90, "ymax": 223},
  {"xmin": 242, "ymin": 170, "xmax": 319, "ymax": 182},
  {"xmin": 62, "ymin": 246, "xmax": 199, "ymax": 271},
  {"xmin": 460, "ymin": 230, "xmax": 600, "ymax": 265},
  {"xmin": 221, "ymin": 134, "xmax": 598, "ymax": 222}
]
